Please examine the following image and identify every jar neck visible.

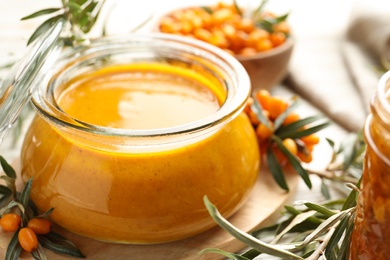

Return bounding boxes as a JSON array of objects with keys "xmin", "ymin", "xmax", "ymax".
[
  {"xmin": 366, "ymin": 71, "xmax": 390, "ymax": 163},
  {"xmin": 31, "ymin": 34, "xmax": 251, "ymax": 149}
]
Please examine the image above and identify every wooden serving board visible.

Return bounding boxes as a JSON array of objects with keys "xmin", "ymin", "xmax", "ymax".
[{"xmin": 0, "ymin": 163, "xmax": 298, "ymax": 260}]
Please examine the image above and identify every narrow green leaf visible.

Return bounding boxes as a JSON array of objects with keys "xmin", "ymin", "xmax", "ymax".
[
  {"xmin": 5, "ymin": 229, "xmax": 22, "ymax": 260},
  {"xmin": 7, "ymin": 201, "xmax": 25, "ymax": 214},
  {"xmin": 21, "ymin": 8, "xmax": 61, "ymax": 20},
  {"xmin": 200, "ymin": 248, "xmax": 250, "ymax": 260},
  {"xmin": 32, "ymin": 243, "xmax": 48, "ymax": 260},
  {"xmin": 284, "ymin": 205, "xmax": 301, "ymax": 216},
  {"xmin": 272, "ymin": 136, "xmax": 312, "ymax": 189},
  {"xmin": 267, "ymin": 148, "xmax": 289, "ymax": 191},
  {"xmin": 39, "ymin": 232, "xmax": 85, "ymax": 258},
  {"xmin": 204, "ymin": 196, "xmax": 303, "ymax": 259},
  {"xmin": 321, "ymin": 180, "xmax": 331, "ymax": 200},
  {"xmin": 201, "ymin": 6, "xmax": 213, "ymax": 14},
  {"xmin": 277, "ymin": 122, "xmax": 331, "ymax": 140},
  {"xmin": 304, "ymin": 202, "xmax": 336, "ymax": 217},
  {"xmin": 37, "ymin": 207, "xmax": 55, "ymax": 218},
  {"xmin": 302, "ymin": 209, "xmax": 352, "ymax": 246},
  {"xmin": 252, "ymin": 0, "xmax": 269, "ymax": 19},
  {"xmin": 19, "ymin": 178, "xmax": 33, "ymax": 213},
  {"xmin": 0, "ymin": 156, "xmax": 16, "ymax": 179},
  {"xmin": 342, "ymin": 188, "xmax": 358, "ymax": 210},
  {"xmin": 233, "ymin": 0, "xmax": 243, "ymax": 16},
  {"xmin": 336, "ymin": 215, "xmax": 355, "ymax": 260},
  {"xmin": 27, "ymin": 15, "xmax": 63, "ymax": 45},
  {"xmin": 271, "ymin": 211, "xmax": 317, "ymax": 244},
  {"xmin": 67, "ymin": 1, "xmax": 82, "ymax": 13},
  {"xmin": 273, "ymin": 97, "xmax": 300, "ymax": 130},
  {"xmin": 276, "ymin": 116, "xmax": 323, "ymax": 134},
  {"xmin": 241, "ymin": 248, "xmax": 261, "ymax": 259},
  {"xmin": 324, "ymin": 215, "xmax": 350, "ymax": 259},
  {"xmin": 251, "ymin": 99, "xmax": 273, "ymax": 130}
]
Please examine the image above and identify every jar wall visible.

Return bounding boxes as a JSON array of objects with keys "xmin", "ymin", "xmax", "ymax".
[{"xmin": 350, "ymin": 72, "xmax": 390, "ymax": 259}]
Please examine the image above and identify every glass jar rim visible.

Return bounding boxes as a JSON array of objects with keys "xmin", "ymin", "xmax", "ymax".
[{"xmin": 31, "ymin": 33, "xmax": 251, "ymax": 140}]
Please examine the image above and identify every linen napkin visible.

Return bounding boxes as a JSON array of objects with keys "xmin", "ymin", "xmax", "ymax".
[{"xmin": 283, "ymin": 0, "xmax": 385, "ymax": 133}]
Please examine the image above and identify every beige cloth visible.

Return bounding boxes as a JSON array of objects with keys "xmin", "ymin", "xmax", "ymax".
[{"xmin": 285, "ymin": 0, "xmax": 390, "ymax": 132}]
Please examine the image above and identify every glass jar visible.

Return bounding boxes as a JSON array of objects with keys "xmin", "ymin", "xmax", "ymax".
[
  {"xmin": 18, "ymin": 33, "xmax": 260, "ymax": 244},
  {"xmin": 350, "ymin": 71, "xmax": 390, "ymax": 259}
]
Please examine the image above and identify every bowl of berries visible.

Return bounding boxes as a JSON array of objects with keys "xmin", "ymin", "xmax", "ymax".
[{"xmin": 157, "ymin": 1, "xmax": 294, "ymax": 91}]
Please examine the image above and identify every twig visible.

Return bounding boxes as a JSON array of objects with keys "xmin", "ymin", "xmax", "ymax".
[
  {"xmin": 305, "ymin": 168, "xmax": 358, "ymax": 184},
  {"xmin": 306, "ymin": 226, "xmax": 336, "ymax": 260}
]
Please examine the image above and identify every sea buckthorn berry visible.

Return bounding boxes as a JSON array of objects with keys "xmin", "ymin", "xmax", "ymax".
[
  {"xmin": 256, "ymin": 123, "xmax": 273, "ymax": 141},
  {"xmin": 297, "ymin": 150, "xmax": 313, "ymax": 163},
  {"xmin": 193, "ymin": 28, "xmax": 213, "ymax": 42},
  {"xmin": 255, "ymin": 90, "xmax": 272, "ymax": 111},
  {"xmin": 27, "ymin": 217, "xmax": 51, "ymax": 235},
  {"xmin": 270, "ymin": 32, "xmax": 286, "ymax": 47},
  {"xmin": 1, "ymin": 213, "xmax": 22, "ymax": 232},
  {"xmin": 239, "ymin": 47, "xmax": 258, "ymax": 56},
  {"xmin": 268, "ymin": 97, "xmax": 288, "ymax": 120},
  {"xmin": 18, "ymin": 227, "xmax": 38, "ymax": 252},
  {"xmin": 283, "ymin": 112, "xmax": 300, "ymax": 126},
  {"xmin": 300, "ymin": 134, "xmax": 320, "ymax": 145},
  {"xmin": 282, "ymin": 138, "xmax": 298, "ymax": 156},
  {"xmin": 255, "ymin": 38, "xmax": 273, "ymax": 52}
]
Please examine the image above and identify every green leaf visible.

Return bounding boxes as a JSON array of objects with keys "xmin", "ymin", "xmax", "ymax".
[
  {"xmin": 342, "ymin": 180, "xmax": 360, "ymax": 210},
  {"xmin": 27, "ymin": 15, "xmax": 63, "ymax": 45},
  {"xmin": 336, "ymin": 215, "xmax": 355, "ymax": 260},
  {"xmin": 21, "ymin": 8, "xmax": 62, "ymax": 20},
  {"xmin": 7, "ymin": 201, "xmax": 25, "ymax": 215},
  {"xmin": 5, "ymin": 229, "xmax": 22, "ymax": 260},
  {"xmin": 31, "ymin": 243, "xmax": 48, "ymax": 260},
  {"xmin": 273, "ymin": 96, "xmax": 300, "ymax": 130},
  {"xmin": 19, "ymin": 178, "xmax": 33, "ymax": 216},
  {"xmin": 37, "ymin": 207, "xmax": 55, "ymax": 218},
  {"xmin": 303, "ymin": 202, "xmax": 336, "ymax": 217},
  {"xmin": 324, "ymin": 214, "xmax": 350, "ymax": 259},
  {"xmin": 272, "ymin": 136, "xmax": 312, "ymax": 189},
  {"xmin": 277, "ymin": 121, "xmax": 331, "ymax": 140},
  {"xmin": 252, "ymin": 0, "xmax": 269, "ymax": 19},
  {"xmin": 276, "ymin": 116, "xmax": 323, "ymax": 135},
  {"xmin": 302, "ymin": 208, "xmax": 352, "ymax": 246},
  {"xmin": 241, "ymin": 248, "xmax": 261, "ymax": 259},
  {"xmin": 200, "ymin": 6, "xmax": 213, "ymax": 14},
  {"xmin": 0, "ymin": 156, "xmax": 16, "ymax": 179},
  {"xmin": 321, "ymin": 180, "xmax": 331, "ymax": 200},
  {"xmin": 200, "ymin": 248, "xmax": 250, "ymax": 260},
  {"xmin": 0, "ymin": 176, "xmax": 16, "ymax": 195},
  {"xmin": 251, "ymin": 99, "xmax": 273, "ymax": 130},
  {"xmin": 38, "ymin": 232, "xmax": 85, "ymax": 258},
  {"xmin": 267, "ymin": 147, "xmax": 289, "ymax": 191},
  {"xmin": 271, "ymin": 210, "xmax": 317, "ymax": 244},
  {"xmin": 233, "ymin": 0, "xmax": 243, "ymax": 16},
  {"xmin": 203, "ymin": 196, "xmax": 303, "ymax": 260}
]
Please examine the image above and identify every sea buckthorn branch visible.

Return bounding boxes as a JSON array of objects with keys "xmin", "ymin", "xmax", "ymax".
[
  {"xmin": 202, "ymin": 184, "xmax": 359, "ymax": 259},
  {"xmin": 0, "ymin": 156, "xmax": 84, "ymax": 260},
  {"xmin": 244, "ymin": 90, "xmax": 330, "ymax": 191},
  {"xmin": 21, "ymin": 0, "xmax": 106, "ymax": 46}
]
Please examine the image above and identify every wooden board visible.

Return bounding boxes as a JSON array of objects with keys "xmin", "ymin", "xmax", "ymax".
[{"xmin": 0, "ymin": 163, "xmax": 298, "ymax": 260}]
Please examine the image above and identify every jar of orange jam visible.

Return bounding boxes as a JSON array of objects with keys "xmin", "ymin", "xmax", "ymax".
[
  {"xmin": 350, "ymin": 71, "xmax": 390, "ymax": 259},
  {"xmin": 1, "ymin": 23, "xmax": 259, "ymax": 243}
]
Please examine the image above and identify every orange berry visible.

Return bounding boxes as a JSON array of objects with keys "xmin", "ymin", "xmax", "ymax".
[
  {"xmin": 297, "ymin": 150, "xmax": 313, "ymax": 163},
  {"xmin": 248, "ymin": 110, "xmax": 260, "ymax": 126},
  {"xmin": 255, "ymin": 38, "xmax": 273, "ymax": 52},
  {"xmin": 300, "ymin": 134, "xmax": 320, "ymax": 145},
  {"xmin": 268, "ymin": 97, "xmax": 288, "ymax": 120},
  {"xmin": 255, "ymin": 90, "xmax": 272, "ymax": 111},
  {"xmin": 193, "ymin": 28, "xmax": 213, "ymax": 42},
  {"xmin": 270, "ymin": 32, "xmax": 286, "ymax": 47},
  {"xmin": 27, "ymin": 218, "xmax": 51, "ymax": 235},
  {"xmin": 1, "ymin": 213, "xmax": 21, "ymax": 232},
  {"xmin": 273, "ymin": 21, "xmax": 290, "ymax": 34},
  {"xmin": 283, "ymin": 112, "xmax": 300, "ymax": 126},
  {"xmin": 256, "ymin": 123, "xmax": 273, "ymax": 141},
  {"xmin": 282, "ymin": 138, "xmax": 298, "ymax": 156},
  {"xmin": 212, "ymin": 8, "xmax": 234, "ymax": 25},
  {"xmin": 238, "ymin": 18, "xmax": 255, "ymax": 33},
  {"xmin": 239, "ymin": 47, "xmax": 257, "ymax": 56},
  {"xmin": 18, "ymin": 227, "xmax": 38, "ymax": 252},
  {"xmin": 247, "ymin": 29, "xmax": 269, "ymax": 48}
]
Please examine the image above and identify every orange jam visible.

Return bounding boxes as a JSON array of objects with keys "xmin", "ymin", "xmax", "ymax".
[
  {"xmin": 21, "ymin": 63, "xmax": 260, "ymax": 243},
  {"xmin": 350, "ymin": 73, "xmax": 390, "ymax": 259}
]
